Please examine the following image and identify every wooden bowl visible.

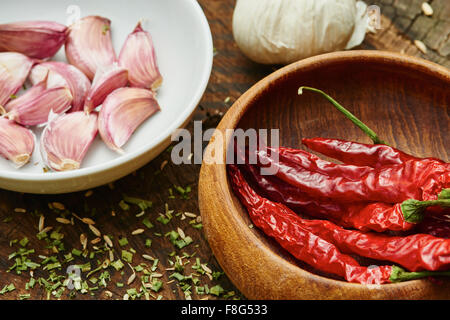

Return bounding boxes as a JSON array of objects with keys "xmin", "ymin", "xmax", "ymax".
[{"xmin": 198, "ymin": 50, "xmax": 450, "ymax": 299}]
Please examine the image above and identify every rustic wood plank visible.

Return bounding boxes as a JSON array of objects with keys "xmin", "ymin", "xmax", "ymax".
[{"xmin": 0, "ymin": 0, "xmax": 448, "ymax": 300}]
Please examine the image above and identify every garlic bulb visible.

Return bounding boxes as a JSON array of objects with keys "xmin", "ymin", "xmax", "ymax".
[{"xmin": 232, "ymin": 0, "xmax": 370, "ymax": 65}]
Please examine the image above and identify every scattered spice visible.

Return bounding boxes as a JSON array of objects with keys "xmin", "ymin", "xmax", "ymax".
[
  {"xmin": 0, "ymin": 183, "xmax": 235, "ymax": 301},
  {"xmin": 421, "ymin": 2, "xmax": 433, "ymax": 16},
  {"xmin": 414, "ymin": 39, "xmax": 427, "ymax": 54}
]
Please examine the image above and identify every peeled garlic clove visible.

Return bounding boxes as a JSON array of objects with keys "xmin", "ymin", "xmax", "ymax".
[
  {"xmin": 118, "ymin": 22, "xmax": 162, "ymax": 91},
  {"xmin": 29, "ymin": 61, "xmax": 91, "ymax": 112},
  {"xmin": 0, "ymin": 21, "xmax": 67, "ymax": 59},
  {"xmin": 0, "ymin": 52, "xmax": 34, "ymax": 108},
  {"xmin": 84, "ymin": 63, "xmax": 128, "ymax": 113},
  {"xmin": 0, "ymin": 117, "xmax": 35, "ymax": 168},
  {"xmin": 98, "ymin": 87, "xmax": 160, "ymax": 153},
  {"xmin": 41, "ymin": 111, "xmax": 98, "ymax": 171},
  {"xmin": 6, "ymin": 83, "xmax": 73, "ymax": 126},
  {"xmin": 65, "ymin": 16, "xmax": 117, "ymax": 80}
]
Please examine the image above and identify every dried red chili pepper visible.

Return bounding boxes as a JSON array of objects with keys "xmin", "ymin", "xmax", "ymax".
[
  {"xmin": 228, "ymin": 164, "xmax": 450, "ymax": 283},
  {"xmin": 302, "ymin": 137, "xmax": 450, "ymax": 200},
  {"xmin": 242, "ymin": 163, "xmax": 422, "ymax": 232},
  {"xmin": 298, "ymin": 218, "xmax": 450, "ymax": 271},
  {"xmin": 296, "ymin": 87, "xmax": 450, "ymax": 201},
  {"xmin": 302, "ymin": 137, "xmax": 420, "ymax": 168},
  {"xmin": 257, "ymin": 147, "xmax": 449, "ymax": 203}
]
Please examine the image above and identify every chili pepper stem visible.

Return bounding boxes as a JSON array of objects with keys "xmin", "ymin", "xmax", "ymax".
[
  {"xmin": 390, "ymin": 265, "xmax": 450, "ymax": 283},
  {"xmin": 298, "ymin": 86, "xmax": 388, "ymax": 145},
  {"xmin": 401, "ymin": 199, "xmax": 450, "ymax": 223},
  {"xmin": 438, "ymin": 189, "xmax": 450, "ymax": 200}
]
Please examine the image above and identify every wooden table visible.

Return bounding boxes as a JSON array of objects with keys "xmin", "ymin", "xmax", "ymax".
[{"xmin": 0, "ymin": 0, "xmax": 448, "ymax": 300}]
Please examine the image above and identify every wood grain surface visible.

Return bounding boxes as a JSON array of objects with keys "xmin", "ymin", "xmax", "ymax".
[{"xmin": 0, "ymin": 0, "xmax": 448, "ymax": 300}]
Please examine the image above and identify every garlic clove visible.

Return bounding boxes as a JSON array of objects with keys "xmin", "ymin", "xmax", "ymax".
[
  {"xmin": 0, "ymin": 21, "xmax": 67, "ymax": 59},
  {"xmin": 29, "ymin": 61, "xmax": 91, "ymax": 112},
  {"xmin": 41, "ymin": 111, "xmax": 98, "ymax": 171},
  {"xmin": 118, "ymin": 22, "xmax": 162, "ymax": 91},
  {"xmin": 98, "ymin": 87, "xmax": 160, "ymax": 153},
  {"xmin": 0, "ymin": 52, "xmax": 34, "ymax": 108},
  {"xmin": 65, "ymin": 16, "xmax": 117, "ymax": 81},
  {"xmin": 0, "ymin": 117, "xmax": 35, "ymax": 168},
  {"xmin": 4, "ymin": 73, "xmax": 48, "ymax": 114},
  {"xmin": 5, "ymin": 80, "xmax": 73, "ymax": 126},
  {"xmin": 84, "ymin": 63, "xmax": 128, "ymax": 113}
]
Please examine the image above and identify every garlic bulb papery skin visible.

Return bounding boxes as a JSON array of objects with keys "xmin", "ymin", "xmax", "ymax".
[
  {"xmin": 98, "ymin": 87, "xmax": 160, "ymax": 153},
  {"xmin": 40, "ymin": 111, "xmax": 98, "ymax": 171},
  {"xmin": 232, "ymin": 0, "xmax": 369, "ymax": 65},
  {"xmin": 29, "ymin": 62, "xmax": 91, "ymax": 112},
  {"xmin": 0, "ymin": 117, "xmax": 35, "ymax": 168}
]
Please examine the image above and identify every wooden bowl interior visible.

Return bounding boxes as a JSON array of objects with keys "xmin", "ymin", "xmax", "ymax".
[
  {"xmin": 233, "ymin": 59, "xmax": 449, "ymax": 280},
  {"xmin": 199, "ymin": 52, "xmax": 450, "ymax": 299}
]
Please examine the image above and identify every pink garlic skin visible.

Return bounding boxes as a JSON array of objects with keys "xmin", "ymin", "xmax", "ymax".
[
  {"xmin": 98, "ymin": 87, "xmax": 160, "ymax": 153},
  {"xmin": 84, "ymin": 64, "xmax": 128, "ymax": 113},
  {"xmin": 65, "ymin": 16, "xmax": 117, "ymax": 81},
  {"xmin": 0, "ymin": 117, "xmax": 35, "ymax": 168},
  {"xmin": 29, "ymin": 61, "xmax": 91, "ymax": 112},
  {"xmin": 0, "ymin": 21, "xmax": 67, "ymax": 59},
  {"xmin": 41, "ymin": 111, "xmax": 98, "ymax": 171},
  {"xmin": 5, "ymin": 79, "xmax": 73, "ymax": 126},
  {"xmin": 0, "ymin": 52, "xmax": 34, "ymax": 108},
  {"xmin": 118, "ymin": 22, "xmax": 162, "ymax": 91}
]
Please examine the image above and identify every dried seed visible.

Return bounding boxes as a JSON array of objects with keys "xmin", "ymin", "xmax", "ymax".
[
  {"xmin": 142, "ymin": 254, "xmax": 155, "ymax": 261},
  {"xmin": 414, "ymin": 40, "xmax": 427, "ymax": 54},
  {"xmin": 109, "ymin": 250, "xmax": 114, "ymax": 261},
  {"xmin": 177, "ymin": 227, "xmax": 185, "ymax": 239},
  {"xmin": 160, "ymin": 160, "xmax": 168, "ymax": 171},
  {"xmin": 40, "ymin": 226, "xmax": 53, "ymax": 234},
  {"xmin": 89, "ymin": 224, "xmax": 101, "ymax": 237},
  {"xmin": 135, "ymin": 211, "xmax": 145, "ymax": 218},
  {"xmin": 81, "ymin": 217, "xmax": 95, "ymax": 225},
  {"xmin": 151, "ymin": 273, "xmax": 163, "ymax": 278},
  {"xmin": 38, "ymin": 215, "xmax": 45, "ymax": 232},
  {"xmin": 184, "ymin": 212, "xmax": 197, "ymax": 218},
  {"xmin": 91, "ymin": 237, "xmax": 101, "ymax": 244},
  {"xmin": 80, "ymin": 233, "xmax": 88, "ymax": 250},
  {"xmin": 51, "ymin": 202, "xmax": 65, "ymax": 210},
  {"xmin": 201, "ymin": 264, "xmax": 212, "ymax": 274},
  {"xmin": 131, "ymin": 228, "xmax": 144, "ymax": 235},
  {"xmin": 103, "ymin": 235, "xmax": 113, "ymax": 247},
  {"xmin": 421, "ymin": 2, "xmax": 433, "ymax": 16},
  {"xmin": 56, "ymin": 217, "xmax": 71, "ymax": 224},
  {"xmin": 127, "ymin": 273, "xmax": 136, "ymax": 285},
  {"xmin": 102, "ymin": 259, "xmax": 110, "ymax": 268}
]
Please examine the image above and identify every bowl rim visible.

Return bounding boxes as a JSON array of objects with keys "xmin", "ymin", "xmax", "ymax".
[
  {"xmin": 0, "ymin": 0, "xmax": 213, "ymax": 183},
  {"xmin": 199, "ymin": 50, "xmax": 450, "ymax": 298}
]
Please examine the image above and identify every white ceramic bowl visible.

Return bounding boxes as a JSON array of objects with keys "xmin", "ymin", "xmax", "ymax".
[{"xmin": 0, "ymin": 0, "xmax": 213, "ymax": 194}]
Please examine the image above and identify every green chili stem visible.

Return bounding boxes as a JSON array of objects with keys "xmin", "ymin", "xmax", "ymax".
[
  {"xmin": 401, "ymin": 199, "xmax": 450, "ymax": 223},
  {"xmin": 298, "ymin": 86, "xmax": 387, "ymax": 145},
  {"xmin": 390, "ymin": 265, "xmax": 450, "ymax": 282},
  {"xmin": 438, "ymin": 189, "xmax": 450, "ymax": 200}
]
